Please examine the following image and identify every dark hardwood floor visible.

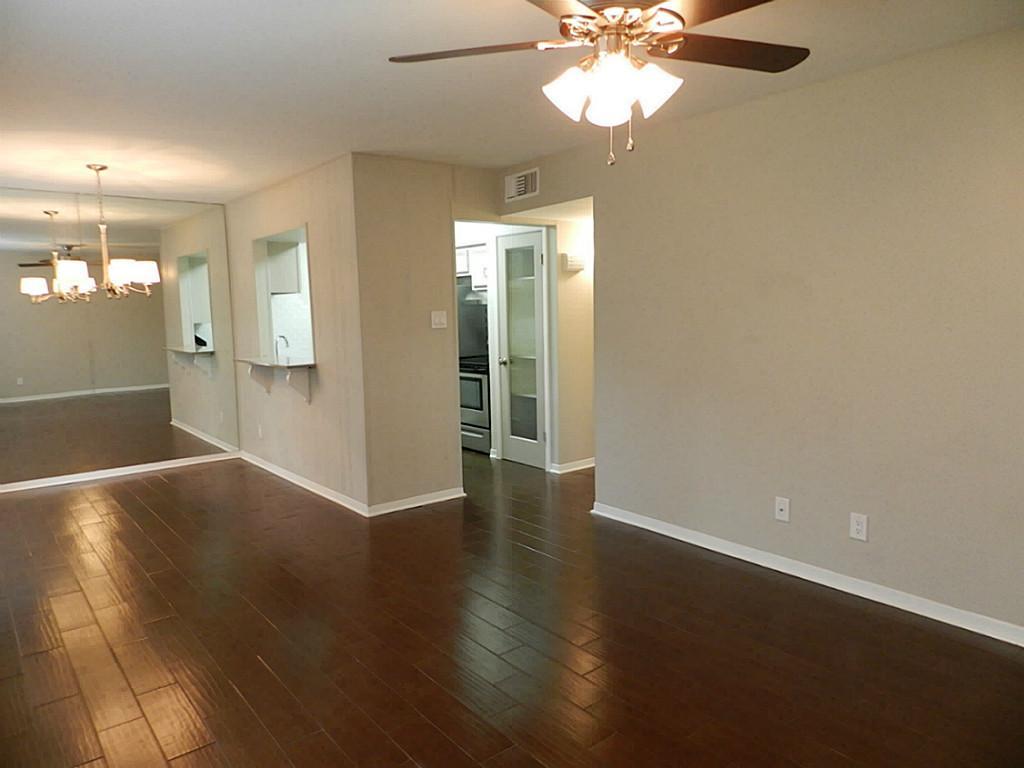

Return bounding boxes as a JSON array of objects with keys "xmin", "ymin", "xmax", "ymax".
[
  {"xmin": 0, "ymin": 390, "xmax": 222, "ymax": 484},
  {"xmin": 0, "ymin": 452, "xmax": 1021, "ymax": 766}
]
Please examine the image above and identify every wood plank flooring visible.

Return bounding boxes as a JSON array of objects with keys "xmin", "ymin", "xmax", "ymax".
[
  {"xmin": 0, "ymin": 390, "xmax": 222, "ymax": 484},
  {"xmin": 0, "ymin": 452, "xmax": 1021, "ymax": 766}
]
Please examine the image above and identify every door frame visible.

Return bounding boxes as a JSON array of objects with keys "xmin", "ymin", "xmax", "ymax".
[{"xmin": 452, "ymin": 221, "xmax": 554, "ymax": 469}]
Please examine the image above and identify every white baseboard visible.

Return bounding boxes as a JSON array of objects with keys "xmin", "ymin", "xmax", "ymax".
[
  {"xmin": 0, "ymin": 451, "xmax": 240, "ymax": 495},
  {"xmin": 170, "ymin": 419, "xmax": 239, "ymax": 453},
  {"xmin": 549, "ymin": 457, "xmax": 595, "ymax": 475},
  {"xmin": 239, "ymin": 451, "xmax": 370, "ymax": 515},
  {"xmin": 368, "ymin": 487, "xmax": 466, "ymax": 517},
  {"xmin": 0, "ymin": 383, "xmax": 169, "ymax": 404},
  {"xmin": 592, "ymin": 502, "xmax": 1024, "ymax": 648},
  {"xmin": 238, "ymin": 451, "xmax": 465, "ymax": 518}
]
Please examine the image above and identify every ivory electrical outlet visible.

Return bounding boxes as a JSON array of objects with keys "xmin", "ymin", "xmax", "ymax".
[
  {"xmin": 431, "ymin": 310, "xmax": 448, "ymax": 329},
  {"xmin": 850, "ymin": 513, "xmax": 868, "ymax": 542},
  {"xmin": 16, "ymin": 377, "xmax": 24, "ymax": 386},
  {"xmin": 774, "ymin": 497, "xmax": 790, "ymax": 523}
]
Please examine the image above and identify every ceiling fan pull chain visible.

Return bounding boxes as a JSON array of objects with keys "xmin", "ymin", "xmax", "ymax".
[
  {"xmin": 607, "ymin": 125, "xmax": 616, "ymax": 166},
  {"xmin": 626, "ymin": 116, "xmax": 635, "ymax": 152}
]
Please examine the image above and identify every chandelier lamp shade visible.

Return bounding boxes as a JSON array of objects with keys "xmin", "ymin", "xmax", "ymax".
[
  {"xmin": 17, "ymin": 165, "xmax": 161, "ymax": 304},
  {"xmin": 17, "ymin": 210, "xmax": 99, "ymax": 303}
]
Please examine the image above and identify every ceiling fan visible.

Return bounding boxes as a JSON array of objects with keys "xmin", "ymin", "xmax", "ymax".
[
  {"xmin": 17, "ymin": 243, "xmax": 94, "ymax": 269},
  {"xmin": 390, "ymin": 0, "xmax": 809, "ymax": 163}
]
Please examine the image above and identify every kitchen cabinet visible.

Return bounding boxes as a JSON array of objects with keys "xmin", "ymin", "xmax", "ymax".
[{"xmin": 468, "ymin": 245, "xmax": 489, "ymax": 290}]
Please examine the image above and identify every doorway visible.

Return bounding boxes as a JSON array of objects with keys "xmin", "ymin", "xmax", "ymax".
[
  {"xmin": 454, "ymin": 197, "xmax": 594, "ymax": 475},
  {"xmin": 454, "ymin": 221, "xmax": 548, "ymax": 469}
]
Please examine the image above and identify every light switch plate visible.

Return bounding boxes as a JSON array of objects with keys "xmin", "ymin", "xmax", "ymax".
[{"xmin": 431, "ymin": 310, "xmax": 448, "ymax": 329}]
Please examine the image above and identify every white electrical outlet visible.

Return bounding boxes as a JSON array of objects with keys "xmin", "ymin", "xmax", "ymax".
[
  {"xmin": 850, "ymin": 513, "xmax": 868, "ymax": 542},
  {"xmin": 430, "ymin": 310, "xmax": 448, "ymax": 329},
  {"xmin": 16, "ymin": 377, "xmax": 24, "ymax": 386},
  {"xmin": 774, "ymin": 496, "xmax": 790, "ymax": 523}
]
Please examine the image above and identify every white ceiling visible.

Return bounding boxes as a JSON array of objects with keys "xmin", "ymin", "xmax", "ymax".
[{"xmin": 1, "ymin": 0, "xmax": 1020, "ymax": 202}]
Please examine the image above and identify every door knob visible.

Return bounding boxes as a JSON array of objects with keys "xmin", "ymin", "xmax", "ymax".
[{"xmin": 498, "ymin": 357, "xmax": 509, "ymax": 366}]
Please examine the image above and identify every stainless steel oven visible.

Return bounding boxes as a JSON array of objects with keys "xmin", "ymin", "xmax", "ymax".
[
  {"xmin": 459, "ymin": 371, "xmax": 490, "ymax": 453},
  {"xmin": 460, "ymin": 372, "xmax": 489, "ymax": 428}
]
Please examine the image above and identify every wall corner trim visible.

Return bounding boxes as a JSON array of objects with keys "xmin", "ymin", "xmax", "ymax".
[
  {"xmin": 239, "ymin": 451, "xmax": 370, "ymax": 515},
  {"xmin": 0, "ymin": 452, "xmax": 239, "ymax": 495},
  {"xmin": 549, "ymin": 458, "xmax": 595, "ymax": 475},
  {"xmin": 368, "ymin": 488, "xmax": 466, "ymax": 517},
  {"xmin": 238, "ymin": 452, "xmax": 465, "ymax": 518},
  {"xmin": 170, "ymin": 419, "xmax": 239, "ymax": 453},
  {"xmin": 591, "ymin": 502, "xmax": 1024, "ymax": 648},
  {"xmin": 0, "ymin": 383, "xmax": 169, "ymax": 404}
]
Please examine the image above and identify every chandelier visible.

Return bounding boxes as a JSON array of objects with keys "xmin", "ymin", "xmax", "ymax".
[
  {"xmin": 18, "ymin": 164, "xmax": 161, "ymax": 304},
  {"xmin": 18, "ymin": 210, "xmax": 97, "ymax": 303}
]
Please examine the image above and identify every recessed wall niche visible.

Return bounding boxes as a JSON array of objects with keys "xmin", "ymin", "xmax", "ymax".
[
  {"xmin": 176, "ymin": 252, "xmax": 214, "ymax": 352},
  {"xmin": 253, "ymin": 226, "xmax": 315, "ymax": 365}
]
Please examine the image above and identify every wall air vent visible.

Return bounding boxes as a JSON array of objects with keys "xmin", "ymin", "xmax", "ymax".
[{"xmin": 504, "ymin": 168, "xmax": 540, "ymax": 203}]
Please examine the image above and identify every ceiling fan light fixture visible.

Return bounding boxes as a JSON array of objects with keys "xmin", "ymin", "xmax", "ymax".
[
  {"xmin": 20, "ymin": 276, "xmax": 48, "ymax": 297},
  {"xmin": 635, "ymin": 61, "xmax": 683, "ymax": 119},
  {"xmin": 542, "ymin": 65, "xmax": 588, "ymax": 122},
  {"xmin": 584, "ymin": 93, "xmax": 633, "ymax": 128}
]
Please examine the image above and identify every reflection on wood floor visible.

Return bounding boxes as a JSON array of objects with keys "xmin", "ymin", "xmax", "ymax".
[
  {"xmin": 0, "ymin": 390, "xmax": 222, "ymax": 484},
  {"xmin": 0, "ymin": 452, "xmax": 1021, "ymax": 766}
]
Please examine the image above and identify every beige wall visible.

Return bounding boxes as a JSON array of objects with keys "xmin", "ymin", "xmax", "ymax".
[
  {"xmin": 352, "ymin": 155, "xmax": 463, "ymax": 505},
  {"xmin": 226, "ymin": 156, "xmax": 369, "ymax": 502},
  {"xmin": 551, "ymin": 217, "xmax": 595, "ymax": 466},
  {"xmin": 452, "ymin": 165, "xmax": 501, "ymax": 222},
  {"xmin": 223, "ymin": 153, "xmax": 488, "ymax": 508},
  {"xmin": 500, "ymin": 29, "xmax": 1024, "ymax": 626},
  {"xmin": 1, "ymin": 260, "xmax": 167, "ymax": 399},
  {"xmin": 160, "ymin": 206, "xmax": 239, "ymax": 446}
]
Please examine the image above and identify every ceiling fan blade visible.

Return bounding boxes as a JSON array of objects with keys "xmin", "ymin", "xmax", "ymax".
[
  {"xmin": 523, "ymin": 0, "xmax": 598, "ymax": 19},
  {"xmin": 652, "ymin": 0, "xmax": 772, "ymax": 29},
  {"xmin": 390, "ymin": 40, "xmax": 577, "ymax": 63},
  {"xmin": 17, "ymin": 262, "xmax": 50, "ymax": 268},
  {"xmin": 648, "ymin": 32, "xmax": 809, "ymax": 72}
]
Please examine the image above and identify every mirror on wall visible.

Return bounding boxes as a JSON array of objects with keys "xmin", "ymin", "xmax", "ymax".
[
  {"xmin": 0, "ymin": 186, "xmax": 238, "ymax": 487},
  {"xmin": 253, "ymin": 226, "xmax": 315, "ymax": 365}
]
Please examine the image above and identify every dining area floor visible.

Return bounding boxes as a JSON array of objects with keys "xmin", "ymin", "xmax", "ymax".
[
  {"xmin": 0, "ymin": 452, "xmax": 1021, "ymax": 766},
  {"xmin": 0, "ymin": 390, "xmax": 221, "ymax": 485}
]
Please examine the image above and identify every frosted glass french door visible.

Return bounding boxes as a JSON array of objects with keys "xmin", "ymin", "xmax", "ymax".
[{"xmin": 497, "ymin": 231, "xmax": 546, "ymax": 468}]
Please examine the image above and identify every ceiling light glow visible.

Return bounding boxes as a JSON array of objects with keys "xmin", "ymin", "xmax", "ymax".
[{"xmin": 543, "ymin": 52, "xmax": 684, "ymax": 129}]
